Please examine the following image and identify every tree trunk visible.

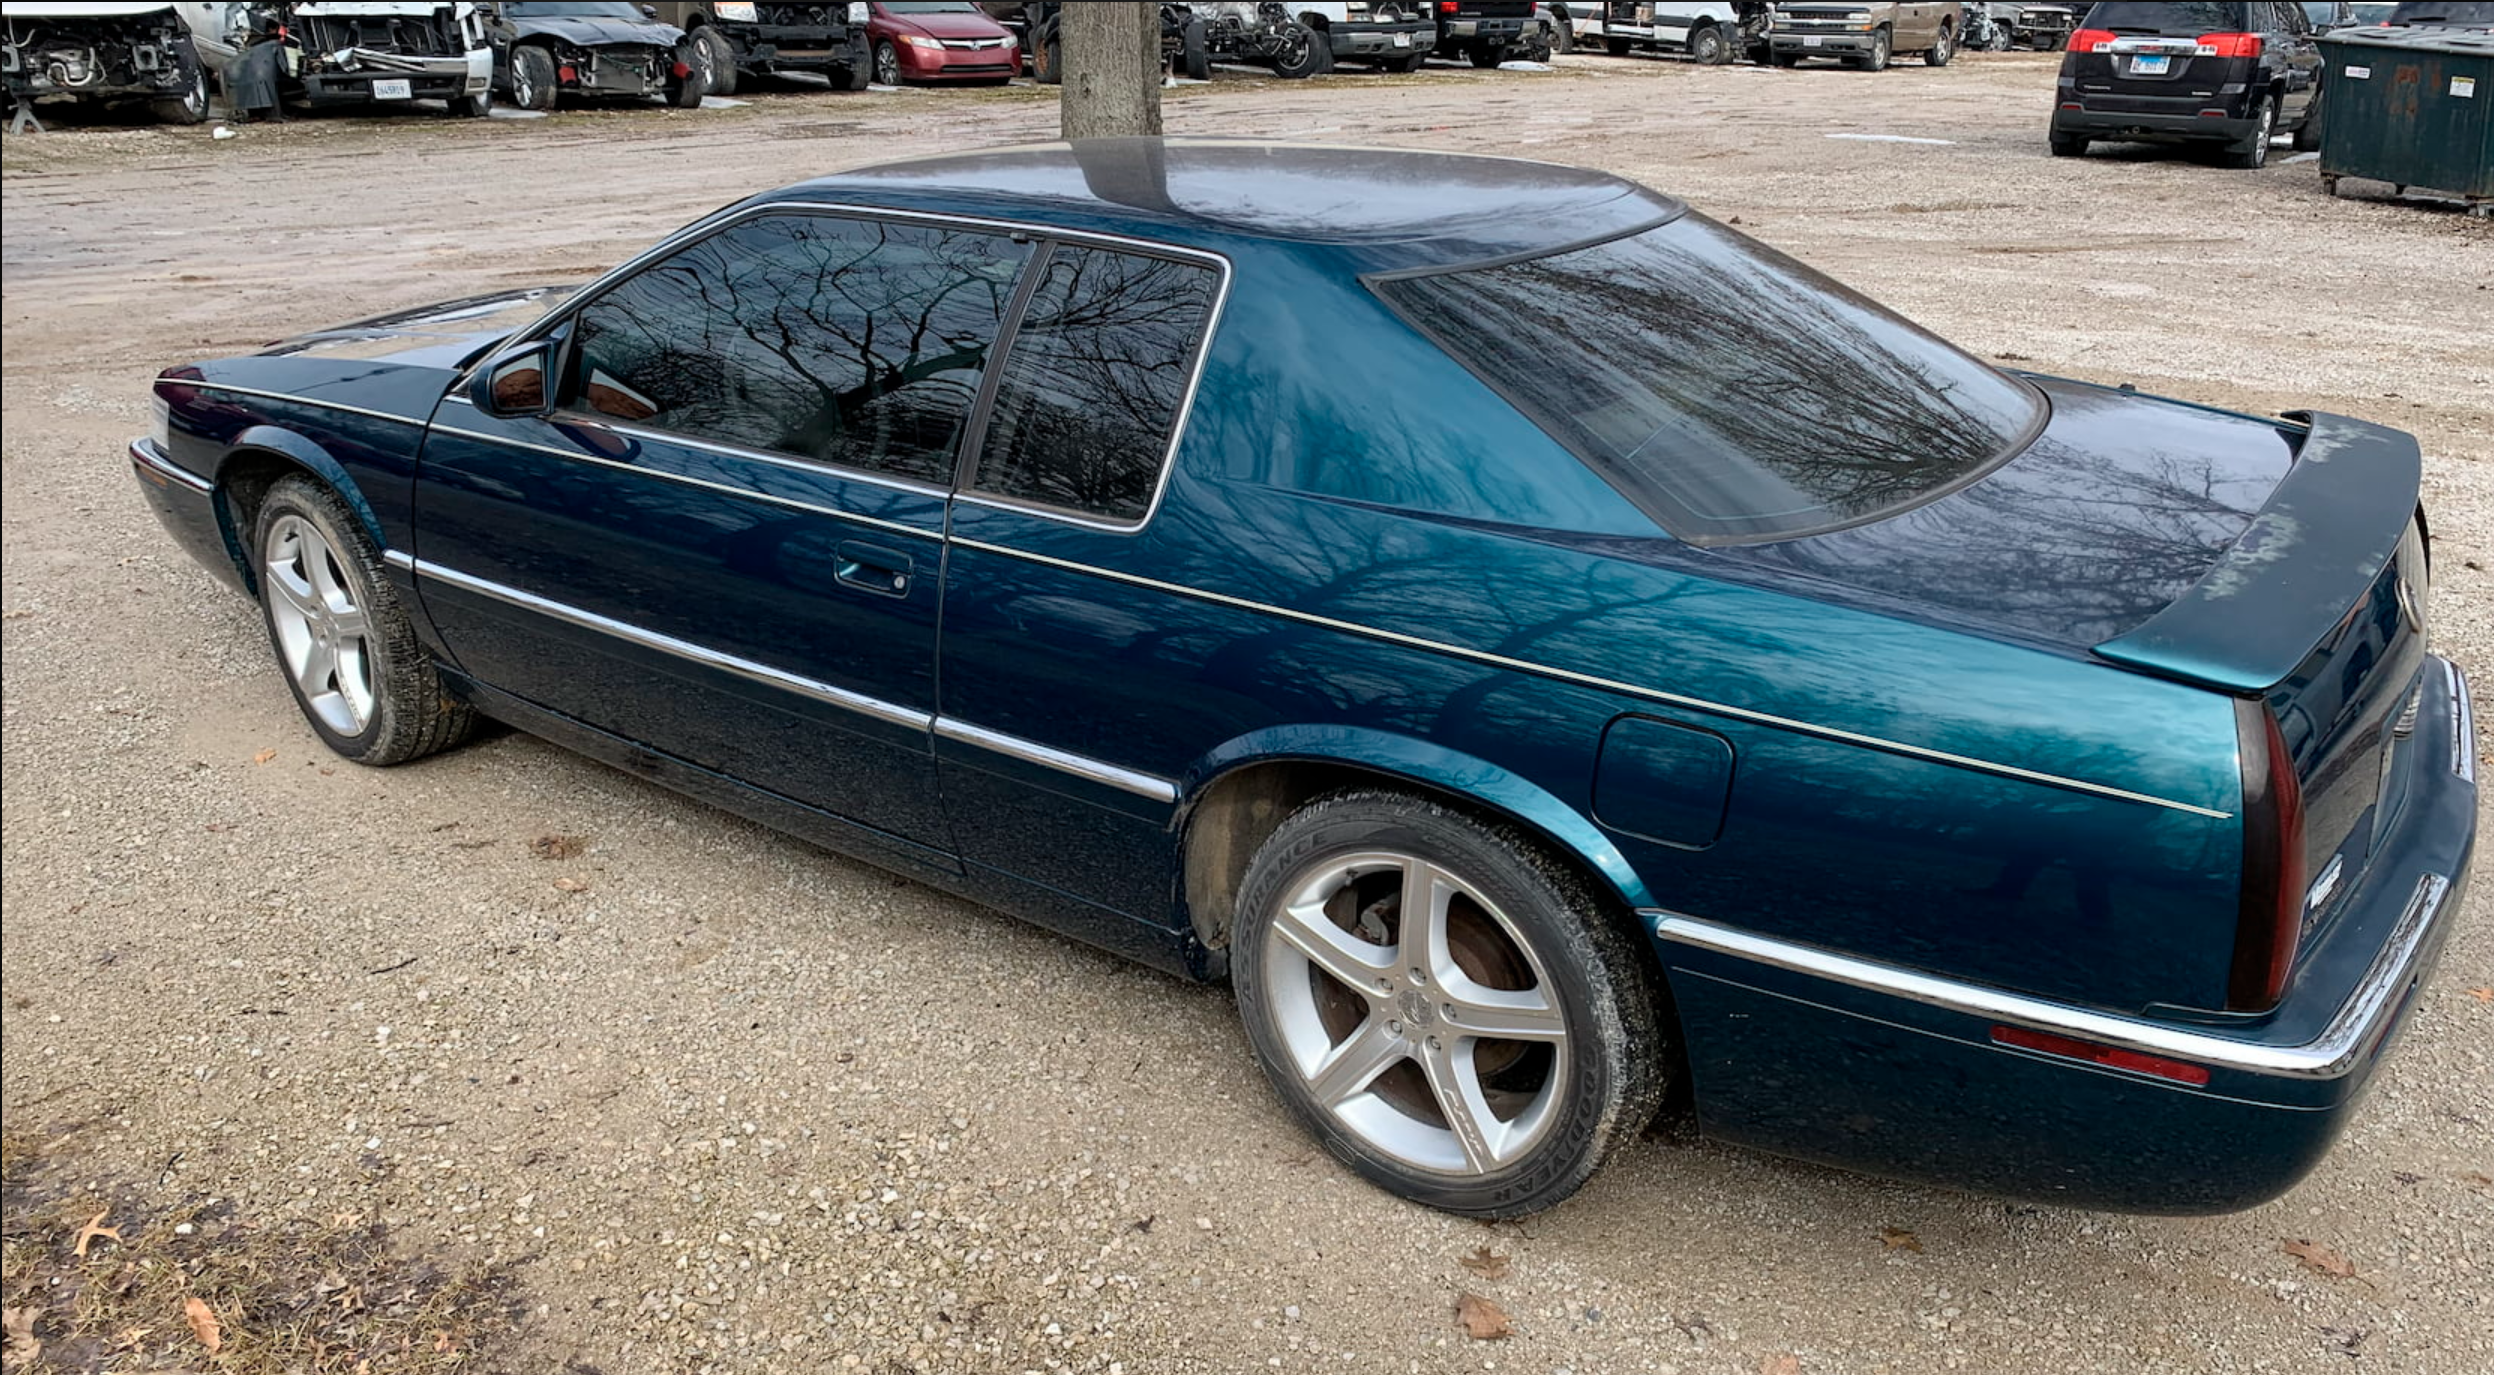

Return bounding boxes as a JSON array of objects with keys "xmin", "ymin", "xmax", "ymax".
[{"xmin": 1059, "ymin": 1, "xmax": 1163, "ymax": 140}]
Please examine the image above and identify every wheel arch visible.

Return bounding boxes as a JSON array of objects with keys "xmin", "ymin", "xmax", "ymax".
[
  {"xmin": 212, "ymin": 430, "xmax": 389, "ymax": 593},
  {"xmin": 1175, "ymin": 727, "xmax": 1654, "ymax": 962}
]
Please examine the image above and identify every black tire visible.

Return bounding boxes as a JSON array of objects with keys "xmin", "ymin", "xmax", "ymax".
[
  {"xmin": 2222, "ymin": 91, "xmax": 2274, "ymax": 169},
  {"xmin": 1854, "ymin": 26, "xmax": 1890, "ymax": 70},
  {"xmin": 1770, "ymin": 48, "xmax": 1799, "ymax": 66},
  {"xmin": 1183, "ymin": 19, "xmax": 1211, "ymax": 78},
  {"xmin": 1394, "ymin": 46, "xmax": 1430, "ymax": 72},
  {"xmin": 510, "ymin": 44, "xmax": 557, "ymax": 111},
  {"xmin": 668, "ymin": 39, "xmax": 709, "ymax": 106},
  {"xmin": 2293, "ymin": 87, "xmax": 2322, "ymax": 151},
  {"xmin": 448, "ymin": 85, "xmax": 494, "ymax": 117},
  {"xmin": 1605, "ymin": 35, "xmax": 1631, "ymax": 56},
  {"xmin": 1548, "ymin": 12, "xmax": 1575, "ymax": 53},
  {"xmin": 1271, "ymin": 23, "xmax": 1328, "ymax": 79},
  {"xmin": 1034, "ymin": 21, "xmax": 1062, "ymax": 84},
  {"xmin": 1924, "ymin": 20, "xmax": 1953, "ymax": 66},
  {"xmin": 1468, "ymin": 42, "xmax": 1506, "ymax": 67},
  {"xmin": 873, "ymin": 38, "xmax": 901, "ymax": 86},
  {"xmin": 1985, "ymin": 26, "xmax": 2012, "ymax": 51},
  {"xmin": 1230, "ymin": 792, "xmax": 1669, "ymax": 1218},
  {"xmin": 698, "ymin": 25, "xmax": 738, "ymax": 95},
  {"xmin": 841, "ymin": 53, "xmax": 872, "ymax": 90},
  {"xmin": 2049, "ymin": 131, "xmax": 2089, "ymax": 157},
  {"xmin": 251, "ymin": 477, "xmax": 476, "ymax": 766},
  {"xmin": 1688, "ymin": 23, "xmax": 1727, "ymax": 65},
  {"xmin": 152, "ymin": 43, "xmax": 211, "ymax": 125}
]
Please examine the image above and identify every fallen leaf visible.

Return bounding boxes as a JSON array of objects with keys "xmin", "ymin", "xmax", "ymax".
[
  {"xmin": 251, "ymin": 748, "xmax": 278, "ymax": 765},
  {"xmin": 434, "ymin": 1330, "xmax": 455, "ymax": 1353},
  {"xmin": 1878, "ymin": 1226, "xmax": 1923, "ymax": 1253},
  {"xmin": 183, "ymin": 1297, "xmax": 221, "ymax": 1353},
  {"xmin": 2464, "ymin": 1171, "xmax": 2493, "ymax": 1190},
  {"xmin": 1763, "ymin": 1357, "xmax": 1802, "ymax": 1375},
  {"xmin": 1455, "ymin": 1293, "xmax": 1512, "ymax": 1341},
  {"xmin": 72, "ymin": 1211, "xmax": 122, "ymax": 1259},
  {"xmin": 2283, "ymin": 1238, "xmax": 2357, "ymax": 1278},
  {"xmin": 2, "ymin": 1306, "xmax": 40, "ymax": 1366},
  {"xmin": 553, "ymin": 877, "xmax": 590, "ymax": 893},
  {"xmin": 529, "ymin": 834, "xmax": 586, "ymax": 861},
  {"xmin": 1458, "ymin": 1246, "xmax": 1511, "ymax": 1280},
  {"xmin": 2466, "ymin": 987, "xmax": 2493, "ymax": 1003}
]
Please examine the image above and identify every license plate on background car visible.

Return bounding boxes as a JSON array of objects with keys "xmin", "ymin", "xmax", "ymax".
[
  {"xmin": 2130, "ymin": 54, "xmax": 2171, "ymax": 74},
  {"xmin": 1393, "ymin": 32, "xmax": 1410, "ymax": 45},
  {"xmin": 372, "ymin": 78, "xmax": 412, "ymax": 100},
  {"xmin": 1803, "ymin": 35, "xmax": 1822, "ymax": 46}
]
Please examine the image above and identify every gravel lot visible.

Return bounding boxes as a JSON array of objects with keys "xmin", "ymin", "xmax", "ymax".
[{"xmin": 5, "ymin": 49, "xmax": 2491, "ymax": 1375}]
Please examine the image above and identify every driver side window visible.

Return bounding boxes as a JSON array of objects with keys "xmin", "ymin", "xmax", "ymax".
[{"xmin": 565, "ymin": 211, "xmax": 1032, "ymax": 484}]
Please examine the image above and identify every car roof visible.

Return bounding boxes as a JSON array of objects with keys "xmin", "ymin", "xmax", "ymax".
[{"xmin": 767, "ymin": 138, "xmax": 1686, "ymax": 275}]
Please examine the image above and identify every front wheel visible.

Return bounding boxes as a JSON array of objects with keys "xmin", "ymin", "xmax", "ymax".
[
  {"xmin": 1688, "ymin": 24, "xmax": 1728, "ymax": 66},
  {"xmin": 1183, "ymin": 18, "xmax": 1211, "ymax": 78},
  {"xmin": 154, "ymin": 44, "xmax": 211, "ymax": 124},
  {"xmin": 2293, "ymin": 89, "xmax": 2323, "ymax": 151},
  {"xmin": 1271, "ymin": 23, "xmax": 1329, "ymax": 78},
  {"xmin": 1924, "ymin": 22, "xmax": 1953, "ymax": 66},
  {"xmin": 667, "ymin": 39, "xmax": 710, "ymax": 106},
  {"xmin": 1230, "ymin": 792, "xmax": 1669, "ymax": 1217},
  {"xmin": 448, "ymin": 85, "xmax": 493, "ymax": 117},
  {"xmin": 873, "ymin": 39, "xmax": 901, "ymax": 87},
  {"xmin": 1854, "ymin": 27, "xmax": 1890, "ymax": 70},
  {"xmin": 698, "ymin": 26, "xmax": 739, "ymax": 95},
  {"xmin": 510, "ymin": 44, "xmax": 557, "ymax": 111},
  {"xmin": 252, "ymin": 477, "xmax": 476, "ymax": 766}
]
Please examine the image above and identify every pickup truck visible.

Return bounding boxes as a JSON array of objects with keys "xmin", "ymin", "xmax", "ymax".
[
  {"xmin": 4, "ymin": 1, "xmax": 211, "ymax": 127},
  {"xmin": 1765, "ymin": 0, "xmax": 1961, "ymax": 68},
  {"xmin": 645, "ymin": 0, "xmax": 868, "ymax": 94},
  {"xmin": 179, "ymin": 1, "xmax": 496, "ymax": 112},
  {"xmin": 1432, "ymin": 0, "xmax": 1538, "ymax": 64},
  {"xmin": 1596, "ymin": 1, "xmax": 1772, "ymax": 62}
]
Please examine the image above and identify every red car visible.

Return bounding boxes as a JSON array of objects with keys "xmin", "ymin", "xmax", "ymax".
[{"xmin": 866, "ymin": 1, "xmax": 1022, "ymax": 84}]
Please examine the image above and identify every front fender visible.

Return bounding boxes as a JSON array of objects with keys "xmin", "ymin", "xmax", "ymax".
[
  {"xmin": 219, "ymin": 425, "xmax": 393, "ymax": 561},
  {"xmin": 1181, "ymin": 724, "xmax": 1653, "ymax": 911}
]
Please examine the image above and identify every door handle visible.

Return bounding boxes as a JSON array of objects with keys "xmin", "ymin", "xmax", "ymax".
[{"xmin": 835, "ymin": 540, "xmax": 914, "ymax": 598}]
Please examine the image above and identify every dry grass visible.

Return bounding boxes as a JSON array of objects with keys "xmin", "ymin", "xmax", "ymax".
[{"xmin": 1, "ymin": 1127, "xmax": 522, "ymax": 1373}]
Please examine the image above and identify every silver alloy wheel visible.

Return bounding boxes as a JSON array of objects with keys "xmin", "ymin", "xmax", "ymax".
[
  {"xmin": 875, "ymin": 40, "xmax": 900, "ymax": 86},
  {"xmin": 263, "ymin": 514, "xmax": 375, "ymax": 736},
  {"xmin": 512, "ymin": 58, "xmax": 536, "ymax": 108},
  {"xmin": 1262, "ymin": 850, "xmax": 1570, "ymax": 1175}
]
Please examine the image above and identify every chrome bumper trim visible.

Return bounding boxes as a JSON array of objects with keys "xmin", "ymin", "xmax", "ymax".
[
  {"xmin": 1650, "ymin": 872, "xmax": 2452, "ymax": 1080},
  {"xmin": 128, "ymin": 438, "xmax": 214, "ymax": 494}
]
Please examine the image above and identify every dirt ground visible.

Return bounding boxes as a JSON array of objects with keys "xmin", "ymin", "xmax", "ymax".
[{"xmin": 5, "ymin": 48, "xmax": 2492, "ymax": 1375}]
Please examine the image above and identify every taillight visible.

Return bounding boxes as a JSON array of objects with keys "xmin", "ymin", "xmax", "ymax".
[
  {"xmin": 2196, "ymin": 32, "xmax": 2264, "ymax": 57},
  {"xmin": 1440, "ymin": 1, "xmax": 1458, "ymax": 11},
  {"xmin": 2068, "ymin": 27, "xmax": 2116, "ymax": 51},
  {"xmin": 2229, "ymin": 698, "xmax": 2305, "ymax": 1010}
]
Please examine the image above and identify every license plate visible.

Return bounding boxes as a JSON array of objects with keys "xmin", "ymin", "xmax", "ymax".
[
  {"xmin": 372, "ymin": 78, "xmax": 412, "ymax": 100},
  {"xmin": 1803, "ymin": 35, "xmax": 1822, "ymax": 46},
  {"xmin": 716, "ymin": 1, "xmax": 757, "ymax": 18},
  {"xmin": 1393, "ymin": 32, "xmax": 1410, "ymax": 46},
  {"xmin": 2130, "ymin": 54, "xmax": 2170, "ymax": 74}
]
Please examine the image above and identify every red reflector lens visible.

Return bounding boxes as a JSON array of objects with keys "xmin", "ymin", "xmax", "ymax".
[
  {"xmin": 1991, "ymin": 1025, "xmax": 2212, "ymax": 1086},
  {"xmin": 559, "ymin": 64, "xmax": 578, "ymax": 82},
  {"xmin": 2068, "ymin": 27, "xmax": 2116, "ymax": 52},
  {"xmin": 2060, "ymin": 101, "xmax": 2083, "ymax": 110},
  {"xmin": 673, "ymin": 60, "xmax": 691, "ymax": 78},
  {"xmin": 2197, "ymin": 32, "xmax": 2264, "ymax": 58}
]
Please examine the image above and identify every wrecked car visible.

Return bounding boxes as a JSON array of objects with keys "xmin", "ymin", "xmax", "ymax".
[
  {"xmin": 997, "ymin": 2, "xmax": 1212, "ymax": 85},
  {"xmin": 477, "ymin": 0, "xmax": 704, "ymax": 108},
  {"xmin": 1596, "ymin": 1, "xmax": 1772, "ymax": 62},
  {"xmin": 1983, "ymin": 0, "xmax": 2081, "ymax": 48},
  {"xmin": 3, "ymin": 1, "xmax": 211, "ymax": 126},
  {"xmin": 641, "ymin": 1, "xmax": 868, "ymax": 95},
  {"xmin": 180, "ymin": 2, "xmax": 495, "ymax": 113}
]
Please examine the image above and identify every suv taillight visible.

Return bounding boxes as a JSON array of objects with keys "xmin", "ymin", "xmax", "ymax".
[
  {"xmin": 2068, "ymin": 27, "xmax": 2116, "ymax": 51},
  {"xmin": 2229, "ymin": 698, "xmax": 2306, "ymax": 1010},
  {"xmin": 2197, "ymin": 31, "xmax": 2265, "ymax": 57}
]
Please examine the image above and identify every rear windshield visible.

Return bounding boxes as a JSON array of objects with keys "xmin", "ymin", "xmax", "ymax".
[
  {"xmin": 1372, "ymin": 216, "xmax": 2045, "ymax": 545},
  {"xmin": 2081, "ymin": 2, "xmax": 2252, "ymax": 28}
]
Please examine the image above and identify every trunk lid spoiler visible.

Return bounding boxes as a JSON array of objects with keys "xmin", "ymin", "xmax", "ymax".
[{"xmin": 2092, "ymin": 412, "xmax": 2422, "ymax": 693}]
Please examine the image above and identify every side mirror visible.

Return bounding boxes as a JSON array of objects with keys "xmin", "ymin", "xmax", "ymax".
[
  {"xmin": 472, "ymin": 341, "xmax": 553, "ymax": 418},
  {"xmin": 643, "ymin": 3, "xmax": 658, "ymax": 16}
]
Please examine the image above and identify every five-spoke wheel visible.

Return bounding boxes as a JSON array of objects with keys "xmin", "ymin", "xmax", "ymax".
[{"xmin": 1233, "ymin": 792, "xmax": 1667, "ymax": 1216}]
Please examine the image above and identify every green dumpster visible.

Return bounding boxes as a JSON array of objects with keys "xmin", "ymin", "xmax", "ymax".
[{"xmin": 2313, "ymin": 25, "xmax": 2494, "ymax": 215}]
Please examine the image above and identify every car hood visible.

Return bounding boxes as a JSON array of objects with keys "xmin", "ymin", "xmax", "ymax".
[
  {"xmin": 258, "ymin": 285, "xmax": 580, "ymax": 370},
  {"xmin": 503, "ymin": 15, "xmax": 683, "ymax": 45},
  {"xmin": 1706, "ymin": 376, "xmax": 2301, "ymax": 649},
  {"xmin": 881, "ymin": 9, "xmax": 1008, "ymax": 37},
  {"xmin": 0, "ymin": 3, "xmax": 177, "ymax": 17}
]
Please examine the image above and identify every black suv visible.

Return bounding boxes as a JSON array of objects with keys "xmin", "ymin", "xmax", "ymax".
[{"xmin": 2050, "ymin": 1, "xmax": 2324, "ymax": 166}]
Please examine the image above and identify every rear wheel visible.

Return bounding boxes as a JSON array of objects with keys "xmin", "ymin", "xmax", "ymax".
[
  {"xmin": 1034, "ymin": 22, "xmax": 1062, "ymax": 83},
  {"xmin": 1230, "ymin": 792, "xmax": 1669, "ymax": 1218},
  {"xmin": 1547, "ymin": 12, "xmax": 1574, "ymax": 52},
  {"xmin": 252, "ymin": 477, "xmax": 476, "ymax": 766},
  {"xmin": 1605, "ymin": 35, "xmax": 1631, "ymax": 55},
  {"xmin": 1688, "ymin": 23, "xmax": 1728, "ymax": 65},
  {"xmin": 2222, "ymin": 92, "xmax": 2275, "ymax": 169},
  {"xmin": 1183, "ymin": 18, "xmax": 1211, "ymax": 78},
  {"xmin": 2049, "ymin": 130, "xmax": 2089, "ymax": 157},
  {"xmin": 698, "ymin": 25, "xmax": 738, "ymax": 95},
  {"xmin": 1925, "ymin": 21, "xmax": 1953, "ymax": 66},
  {"xmin": 510, "ymin": 44, "xmax": 557, "ymax": 111},
  {"xmin": 2293, "ymin": 88, "xmax": 2323, "ymax": 151}
]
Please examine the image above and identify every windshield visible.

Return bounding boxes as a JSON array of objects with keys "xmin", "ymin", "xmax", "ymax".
[
  {"xmin": 2389, "ymin": 0, "xmax": 2494, "ymax": 20},
  {"xmin": 498, "ymin": 2, "xmax": 650, "ymax": 16},
  {"xmin": 2080, "ymin": 2, "xmax": 2251, "ymax": 29},
  {"xmin": 1373, "ymin": 216, "xmax": 2046, "ymax": 545}
]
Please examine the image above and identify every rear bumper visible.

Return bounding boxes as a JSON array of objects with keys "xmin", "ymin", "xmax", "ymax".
[
  {"xmin": 2053, "ymin": 85, "xmax": 2258, "ymax": 142},
  {"xmin": 130, "ymin": 438, "xmax": 247, "ymax": 595},
  {"xmin": 1439, "ymin": 18, "xmax": 1528, "ymax": 43},
  {"xmin": 1650, "ymin": 658, "xmax": 2476, "ymax": 1212}
]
